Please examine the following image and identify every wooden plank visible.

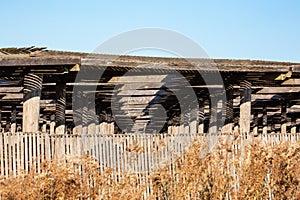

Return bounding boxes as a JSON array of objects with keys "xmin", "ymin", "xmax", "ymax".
[
  {"xmin": 40, "ymin": 133, "xmax": 45, "ymax": 169},
  {"xmin": 251, "ymin": 94, "xmax": 281, "ymax": 100},
  {"xmin": 36, "ymin": 133, "xmax": 41, "ymax": 173},
  {"xmin": 117, "ymin": 82, "xmax": 164, "ymax": 90},
  {"xmin": 118, "ymin": 96, "xmax": 157, "ymax": 104},
  {"xmin": 83, "ymin": 57, "xmax": 297, "ymax": 72},
  {"xmin": 20, "ymin": 133, "xmax": 24, "ymax": 172},
  {"xmin": 109, "ymin": 75, "xmax": 167, "ymax": 83},
  {"xmin": 257, "ymin": 87, "xmax": 300, "ymax": 94},
  {"xmin": 1, "ymin": 93, "xmax": 23, "ymax": 100},
  {"xmin": 4, "ymin": 133, "xmax": 8, "ymax": 178},
  {"xmin": 0, "ymin": 57, "xmax": 80, "ymax": 66},
  {"xmin": 45, "ymin": 134, "xmax": 50, "ymax": 160},
  {"xmin": 281, "ymin": 78, "xmax": 300, "ymax": 85},
  {"xmin": 8, "ymin": 133, "xmax": 12, "ymax": 177},
  {"xmin": 32, "ymin": 133, "xmax": 37, "ymax": 172},
  {"xmin": 0, "ymin": 87, "xmax": 23, "ymax": 93},
  {"xmin": 12, "ymin": 133, "xmax": 17, "ymax": 177},
  {"xmin": 117, "ymin": 90, "xmax": 163, "ymax": 96},
  {"xmin": 24, "ymin": 134, "xmax": 29, "ymax": 172},
  {"xmin": 0, "ymin": 133, "xmax": 3, "ymax": 176}
]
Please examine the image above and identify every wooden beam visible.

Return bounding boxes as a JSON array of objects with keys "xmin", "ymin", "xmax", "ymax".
[
  {"xmin": 83, "ymin": 57, "xmax": 298, "ymax": 72},
  {"xmin": 0, "ymin": 57, "xmax": 80, "ymax": 66}
]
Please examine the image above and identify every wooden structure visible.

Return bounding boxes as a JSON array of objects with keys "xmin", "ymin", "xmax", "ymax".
[
  {"xmin": 1, "ymin": 46, "xmax": 300, "ymax": 135},
  {"xmin": 1, "ymin": 46, "xmax": 300, "ymax": 182}
]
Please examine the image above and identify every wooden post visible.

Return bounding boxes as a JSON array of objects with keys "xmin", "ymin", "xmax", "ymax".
[
  {"xmin": 209, "ymin": 94, "xmax": 218, "ymax": 134},
  {"xmin": 11, "ymin": 105, "xmax": 17, "ymax": 133},
  {"xmin": 55, "ymin": 81, "xmax": 66, "ymax": 134},
  {"xmin": 41, "ymin": 115, "xmax": 47, "ymax": 133},
  {"xmin": 81, "ymin": 92, "xmax": 88, "ymax": 135},
  {"xmin": 189, "ymin": 99, "xmax": 198, "ymax": 134},
  {"xmin": 73, "ymin": 90, "xmax": 83, "ymax": 135},
  {"xmin": 0, "ymin": 107, "xmax": 2, "ymax": 132},
  {"xmin": 281, "ymin": 101, "xmax": 287, "ymax": 134},
  {"xmin": 22, "ymin": 73, "xmax": 43, "ymax": 133},
  {"xmin": 50, "ymin": 114, "xmax": 55, "ymax": 134},
  {"xmin": 253, "ymin": 111, "xmax": 258, "ymax": 136},
  {"xmin": 239, "ymin": 80, "xmax": 251, "ymax": 134},
  {"xmin": 179, "ymin": 124, "xmax": 184, "ymax": 134},
  {"xmin": 42, "ymin": 123, "xmax": 47, "ymax": 133},
  {"xmin": 87, "ymin": 93, "xmax": 96, "ymax": 134},
  {"xmin": 291, "ymin": 114, "xmax": 297, "ymax": 133},
  {"xmin": 222, "ymin": 84, "xmax": 234, "ymax": 133},
  {"xmin": 198, "ymin": 97, "xmax": 205, "ymax": 133},
  {"xmin": 262, "ymin": 106, "xmax": 268, "ymax": 134}
]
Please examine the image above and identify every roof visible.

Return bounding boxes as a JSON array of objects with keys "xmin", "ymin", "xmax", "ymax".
[{"xmin": 1, "ymin": 47, "xmax": 300, "ymax": 72}]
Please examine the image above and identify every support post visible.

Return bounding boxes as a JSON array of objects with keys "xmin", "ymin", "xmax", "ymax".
[
  {"xmin": 0, "ymin": 107, "xmax": 2, "ymax": 132},
  {"xmin": 73, "ymin": 91, "xmax": 83, "ymax": 134},
  {"xmin": 22, "ymin": 73, "xmax": 43, "ymax": 133},
  {"xmin": 209, "ymin": 94, "xmax": 218, "ymax": 134},
  {"xmin": 222, "ymin": 84, "xmax": 234, "ymax": 133},
  {"xmin": 50, "ymin": 114, "xmax": 55, "ymax": 134},
  {"xmin": 11, "ymin": 105, "xmax": 17, "ymax": 133},
  {"xmin": 55, "ymin": 81, "xmax": 66, "ymax": 134},
  {"xmin": 198, "ymin": 97, "xmax": 205, "ymax": 133},
  {"xmin": 281, "ymin": 100, "xmax": 287, "ymax": 134},
  {"xmin": 189, "ymin": 98, "xmax": 198, "ymax": 134},
  {"xmin": 239, "ymin": 80, "xmax": 251, "ymax": 134},
  {"xmin": 42, "ymin": 123, "xmax": 47, "ymax": 133},
  {"xmin": 253, "ymin": 111, "xmax": 258, "ymax": 136},
  {"xmin": 81, "ymin": 92, "xmax": 88, "ymax": 135},
  {"xmin": 262, "ymin": 106, "xmax": 268, "ymax": 134},
  {"xmin": 87, "ymin": 93, "xmax": 96, "ymax": 134},
  {"xmin": 291, "ymin": 114, "xmax": 297, "ymax": 133},
  {"xmin": 41, "ymin": 115, "xmax": 47, "ymax": 133}
]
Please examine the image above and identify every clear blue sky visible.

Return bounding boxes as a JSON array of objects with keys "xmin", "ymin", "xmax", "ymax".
[{"xmin": 1, "ymin": 0, "xmax": 300, "ymax": 62}]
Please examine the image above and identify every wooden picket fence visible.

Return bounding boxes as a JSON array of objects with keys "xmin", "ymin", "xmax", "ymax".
[{"xmin": 0, "ymin": 131, "xmax": 300, "ymax": 179}]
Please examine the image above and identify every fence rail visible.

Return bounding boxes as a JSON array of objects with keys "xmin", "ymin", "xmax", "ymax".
[{"xmin": 0, "ymin": 132, "xmax": 300, "ymax": 179}]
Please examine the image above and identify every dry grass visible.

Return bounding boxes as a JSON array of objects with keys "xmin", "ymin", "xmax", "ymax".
[{"xmin": 0, "ymin": 137, "xmax": 300, "ymax": 199}]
